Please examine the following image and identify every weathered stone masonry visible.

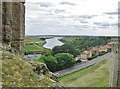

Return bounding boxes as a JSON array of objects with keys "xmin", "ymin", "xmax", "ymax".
[
  {"xmin": 0, "ymin": 1, "xmax": 2, "ymax": 44},
  {"xmin": 2, "ymin": 1, "xmax": 25, "ymax": 55},
  {"xmin": 110, "ymin": 38, "xmax": 120, "ymax": 87}
]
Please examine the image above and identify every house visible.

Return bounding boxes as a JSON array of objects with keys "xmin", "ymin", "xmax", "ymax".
[
  {"xmin": 79, "ymin": 50, "xmax": 92, "ymax": 62},
  {"xmin": 81, "ymin": 50, "xmax": 92, "ymax": 59},
  {"xmin": 99, "ymin": 45, "xmax": 108, "ymax": 52},
  {"xmin": 107, "ymin": 42, "xmax": 113, "ymax": 47},
  {"xmin": 90, "ymin": 47, "xmax": 99, "ymax": 55}
]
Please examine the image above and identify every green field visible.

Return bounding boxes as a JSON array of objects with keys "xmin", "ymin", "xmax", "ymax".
[
  {"xmin": 24, "ymin": 45, "xmax": 44, "ymax": 52},
  {"xmin": 25, "ymin": 36, "xmax": 41, "ymax": 44},
  {"xmin": 24, "ymin": 36, "xmax": 50, "ymax": 54},
  {"xmin": 59, "ymin": 59, "xmax": 111, "ymax": 87},
  {"xmin": 59, "ymin": 37, "xmax": 78, "ymax": 43}
]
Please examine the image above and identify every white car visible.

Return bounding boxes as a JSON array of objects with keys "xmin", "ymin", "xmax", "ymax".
[{"xmin": 55, "ymin": 73, "xmax": 59, "ymax": 76}]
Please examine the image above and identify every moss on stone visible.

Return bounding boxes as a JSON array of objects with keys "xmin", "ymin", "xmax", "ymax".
[{"xmin": 1, "ymin": 51, "xmax": 63, "ymax": 88}]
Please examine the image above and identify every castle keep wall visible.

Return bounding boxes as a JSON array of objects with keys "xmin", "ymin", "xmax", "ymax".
[{"xmin": 2, "ymin": 1, "xmax": 25, "ymax": 55}]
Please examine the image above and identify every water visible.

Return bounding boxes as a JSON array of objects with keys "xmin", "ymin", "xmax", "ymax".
[
  {"xmin": 24, "ymin": 37, "xmax": 64, "ymax": 60},
  {"xmin": 43, "ymin": 37, "xmax": 64, "ymax": 49}
]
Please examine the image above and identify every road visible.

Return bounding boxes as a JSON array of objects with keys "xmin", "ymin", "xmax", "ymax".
[{"xmin": 54, "ymin": 52, "xmax": 112, "ymax": 77}]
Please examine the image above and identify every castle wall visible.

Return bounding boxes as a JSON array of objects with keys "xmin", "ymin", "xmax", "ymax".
[
  {"xmin": 2, "ymin": 1, "xmax": 25, "ymax": 55},
  {"xmin": 110, "ymin": 38, "xmax": 120, "ymax": 87},
  {"xmin": 0, "ymin": 1, "xmax": 2, "ymax": 43}
]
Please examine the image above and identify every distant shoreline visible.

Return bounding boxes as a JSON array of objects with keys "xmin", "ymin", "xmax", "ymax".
[{"xmin": 25, "ymin": 35, "xmax": 118, "ymax": 38}]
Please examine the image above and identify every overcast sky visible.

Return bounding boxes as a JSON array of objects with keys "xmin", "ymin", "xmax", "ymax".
[{"xmin": 25, "ymin": 0, "xmax": 118, "ymax": 36}]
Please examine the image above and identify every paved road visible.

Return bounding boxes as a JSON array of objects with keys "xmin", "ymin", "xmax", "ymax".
[{"xmin": 54, "ymin": 52, "xmax": 112, "ymax": 77}]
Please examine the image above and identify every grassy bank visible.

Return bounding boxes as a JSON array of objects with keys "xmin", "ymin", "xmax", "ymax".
[{"xmin": 59, "ymin": 59, "xmax": 111, "ymax": 87}]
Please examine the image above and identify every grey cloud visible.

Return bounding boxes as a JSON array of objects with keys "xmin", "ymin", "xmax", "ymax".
[
  {"xmin": 94, "ymin": 22, "xmax": 110, "ymax": 26},
  {"xmin": 109, "ymin": 16, "xmax": 114, "ymax": 19},
  {"xmin": 111, "ymin": 23, "xmax": 117, "ymax": 26},
  {"xmin": 104, "ymin": 11, "xmax": 117, "ymax": 15},
  {"xmin": 94, "ymin": 22, "xmax": 117, "ymax": 29},
  {"xmin": 37, "ymin": 2, "xmax": 54, "ymax": 7},
  {"xmin": 52, "ymin": 15, "xmax": 97, "ymax": 19},
  {"xmin": 93, "ymin": 22, "xmax": 111, "ymax": 29},
  {"xmin": 80, "ymin": 20, "xmax": 88, "ymax": 23},
  {"xmin": 111, "ymin": 23, "xmax": 117, "ymax": 29},
  {"xmin": 60, "ymin": 2, "xmax": 76, "ymax": 6},
  {"xmin": 74, "ymin": 25, "xmax": 89, "ymax": 29},
  {"xmin": 79, "ymin": 15, "xmax": 97, "ymax": 19},
  {"xmin": 54, "ymin": 9, "xmax": 66, "ymax": 14}
]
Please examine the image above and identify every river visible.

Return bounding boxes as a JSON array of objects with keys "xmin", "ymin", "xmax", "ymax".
[{"xmin": 43, "ymin": 37, "xmax": 64, "ymax": 49}]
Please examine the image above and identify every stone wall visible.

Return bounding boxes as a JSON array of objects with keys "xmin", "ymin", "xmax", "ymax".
[
  {"xmin": 110, "ymin": 38, "xmax": 120, "ymax": 87},
  {"xmin": 2, "ymin": 1, "xmax": 25, "ymax": 55},
  {"xmin": 0, "ymin": 1, "xmax": 2, "ymax": 43}
]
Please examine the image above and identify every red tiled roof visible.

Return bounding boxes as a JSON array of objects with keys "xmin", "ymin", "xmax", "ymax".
[
  {"xmin": 90, "ymin": 47, "xmax": 99, "ymax": 52},
  {"xmin": 83, "ymin": 50, "xmax": 90, "ymax": 55},
  {"xmin": 107, "ymin": 42, "xmax": 113, "ymax": 45},
  {"xmin": 99, "ymin": 45, "xmax": 110, "ymax": 49}
]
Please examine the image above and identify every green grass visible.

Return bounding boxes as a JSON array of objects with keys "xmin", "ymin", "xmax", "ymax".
[
  {"xmin": 35, "ymin": 41, "xmax": 46, "ymax": 47},
  {"xmin": 24, "ymin": 36, "xmax": 51, "ymax": 54},
  {"xmin": 24, "ymin": 45, "xmax": 42, "ymax": 52},
  {"xmin": 25, "ymin": 36, "xmax": 41, "ymax": 44},
  {"xmin": 59, "ymin": 37, "xmax": 78, "ymax": 43},
  {"xmin": 59, "ymin": 59, "xmax": 111, "ymax": 87}
]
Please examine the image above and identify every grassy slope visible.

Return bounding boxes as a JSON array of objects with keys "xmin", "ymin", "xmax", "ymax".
[{"xmin": 59, "ymin": 59, "xmax": 111, "ymax": 87}]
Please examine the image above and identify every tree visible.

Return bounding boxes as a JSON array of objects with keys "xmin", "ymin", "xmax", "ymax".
[
  {"xmin": 39, "ymin": 55, "xmax": 57, "ymax": 72},
  {"xmin": 52, "ymin": 44, "xmax": 79, "ymax": 57},
  {"xmin": 39, "ymin": 53, "xmax": 75, "ymax": 72},
  {"xmin": 52, "ymin": 46, "xmax": 61, "ymax": 55},
  {"xmin": 55, "ymin": 53, "xmax": 75, "ymax": 70}
]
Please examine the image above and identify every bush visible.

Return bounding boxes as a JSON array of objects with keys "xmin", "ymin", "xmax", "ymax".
[
  {"xmin": 76, "ymin": 59, "xmax": 81, "ymax": 63},
  {"xmin": 24, "ymin": 51, "xmax": 34, "ymax": 55},
  {"xmin": 98, "ymin": 51, "xmax": 107, "ymax": 56},
  {"xmin": 88, "ymin": 55, "xmax": 98, "ymax": 60}
]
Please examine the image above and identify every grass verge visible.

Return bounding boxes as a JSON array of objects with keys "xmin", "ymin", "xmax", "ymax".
[{"xmin": 59, "ymin": 59, "xmax": 111, "ymax": 87}]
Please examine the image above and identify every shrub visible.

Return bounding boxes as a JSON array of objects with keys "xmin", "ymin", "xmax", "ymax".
[
  {"xmin": 76, "ymin": 59, "xmax": 81, "ymax": 63},
  {"xmin": 98, "ymin": 51, "xmax": 107, "ymax": 56},
  {"xmin": 88, "ymin": 55, "xmax": 98, "ymax": 60}
]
